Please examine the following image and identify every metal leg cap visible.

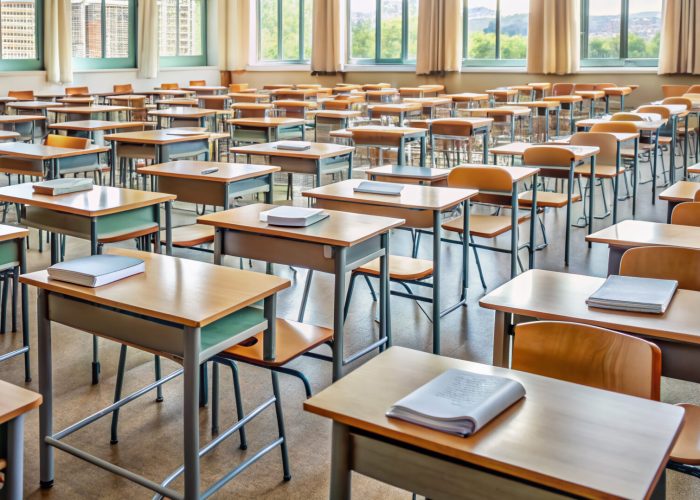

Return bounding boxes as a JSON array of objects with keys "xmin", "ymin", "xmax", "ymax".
[
  {"xmin": 283, "ymin": 474, "xmax": 292, "ymax": 482},
  {"xmin": 41, "ymin": 480, "xmax": 54, "ymax": 489},
  {"xmin": 239, "ymin": 444, "xmax": 248, "ymax": 450}
]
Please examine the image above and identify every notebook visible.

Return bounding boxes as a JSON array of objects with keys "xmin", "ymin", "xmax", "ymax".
[
  {"xmin": 259, "ymin": 206, "xmax": 329, "ymax": 227},
  {"xmin": 386, "ymin": 369, "xmax": 526, "ymax": 437},
  {"xmin": 275, "ymin": 141, "xmax": 312, "ymax": 151},
  {"xmin": 165, "ymin": 128, "xmax": 206, "ymax": 136},
  {"xmin": 353, "ymin": 181, "xmax": 404, "ymax": 196},
  {"xmin": 47, "ymin": 254, "xmax": 145, "ymax": 288},
  {"xmin": 33, "ymin": 178, "xmax": 94, "ymax": 196},
  {"xmin": 586, "ymin": 275, "xmax": 678, "ymax": 314}
]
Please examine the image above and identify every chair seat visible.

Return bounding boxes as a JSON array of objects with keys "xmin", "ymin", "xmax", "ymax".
[
  {"xmin": 621, "ymin": 144, "xmax": 653, "ymax": 157},
  {"xmin": 356, "ymin": 255, "xmax": 433, "ymax": 281},
  {"xmin": 574, "ymin": 164, "xmax": 624, "ymax": 178},
  {"xmin": 519, "ymin": 190, "xmax": 582, "ymax": 208},
  {"xmin": 99, "ymin": 224, "xmax": 159, "ymax": 244},
  {"xmin": 688, "ymin": 163, "xmax": 700, "ymax": 175},
  {"xmin": 160, "ymin": 224, "xmax": 215, "ymax": 247},
  {"xmin": 670, "ymin": 404, "xmax": 700, "ymax": 465},
  {"xmin": 220, "ymin": 318, "xmax": 333, "ymax": 368},
  {"xmin": 442, "ymin": 213, "xmax": 529, "ymax": 238},
  {"xmin": 659, "ymin": 136, "xmax": 672, "ymax": 145}
]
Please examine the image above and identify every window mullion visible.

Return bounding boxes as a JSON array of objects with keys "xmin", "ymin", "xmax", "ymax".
[
  {"xmin": 620, "ymin": 0, "xmax": 629, "ymax": 60},
  {"xmin": 375, "ymin": 0, "xmax": 381, "ymax": 61},
  {"xmin": 299, "ymin": 0, "xmax": 304, "ymax": 62},
  {"xmin": 101, "ymin": 0, "xmax": 107, "ymax": 59},
  {"xmin": 495, "ymin": 0, "xmax": 501, "ymax": 59}
]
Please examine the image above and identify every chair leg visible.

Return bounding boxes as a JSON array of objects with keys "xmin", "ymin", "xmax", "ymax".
[
  {"xmin": 363, "ymin": 274, "xmax": 378, "ymax": 302},
  {"xmin": 271, "ymin": 371, "xmax": 292, "ymax": 481},
  {"xmin": 154, "ymin": 355, "xmax": 163, "ymax": 402},
  {"xmin": 298, "ymin": 270, "xmax": 314, "ymax": 323},
  {"xmin": 1, "ymin": 271, "xmax": 8, "ymax": 334},
  {"xmin": 11, "ymin": 267, "xmax": 18, "ymax": 332},
  {"xmin": 110, "ymin": 344, "xmax": 128, "ymax": 444},
  {"xmin": 468, "ymin": 235, "xmax": 487, "ymax": 290},
  {"xmin": 211, "ymin": 361, "xmax": 219, "ymax": 434},
  {"xmin": 343, "ymin": 272, "xmax": 358, "ymax": 321},
  {"xmin": 226, "ymin": 359, "xmax": 248, "ymax": 449}
]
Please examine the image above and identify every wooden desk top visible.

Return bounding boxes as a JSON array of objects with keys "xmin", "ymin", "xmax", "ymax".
[
  {"xmin": 138, "ymin": 160, "xmax": 280, "ymax": 183},
  {"xmin": 49, "ymin": 105, "xmax": 130, "ymax": 114},
  {"xmin": 366, "ymin": 89, "xmax": 398, "ymax": 95},
  {"xmin": 348, "ymin": 126, "xmax": 427, "ymax": 136},
  {"xmin": 527, "ymin": 82, "xmax": 552, "ymax": 90},
  {"xmin": 480, "ymin": 269, "xmax": 700, "ymax": 345},
  {"xmin": 104, "ymin": 128, "xmax": 209, "ymax": 144},
  {"xmin": 198, "ymin": 203, "xmax": 404, "ymax": 247},
  {"xmin": 489, "ymin": 141, "xmax": 599, "ymax": 160},
  {"xmin": 365, "ymin": 165, "xmax": 450, "ymax": 181},
  {"xmin": 576, "ymin": 117, "xmax": 666, "ymax": 131},
  {"xmin": 57, "ymin": 97, "xmax": 95, "ymax": 105},
  {"xmin": 551, "ymin": 132, "xmax": 639, "ymax": 143},
  {"xmin": 0, "ymin": 142, "xmax": 110, "ymax": 160},
  {"xmin": 0, "ymin": 130, "xmax": 19, "ymax": 140},
  {"xmin": 229, "ymin": 92, "xmax": 269, "ymax": 100},
  {"xmin": 136, "ymin": 89, "xmax": 190, "ymax": 97},
  {"xmin": 180, "ymin": 86, "xmax": 227, "ymax": 92},
  {"xmin": 467, "ymin": 106, "xmax": 531, "ymax": 116},
  {"xmin": 0, "ymin": 224, "xmax": 28, "ymax": 242},
  {"xmin": 574, "ymin": 90, "xmax": 606, "ymax": 99},
  {"xmin": 429, "ymin": 117, "xmax": 494, "ymax": 128},
  {"xmin": 508, "ymin": 85, "xmax": 534, "ymax": 91},
  {"xmin": 228, "ymin": 117, "xmax": 306, "ymax": 128},
  {"xmin": 659, "ymin": 181, "xmax": 700, "ymax": 202},
  {"xmin": 305, "ymin": 346, "xmax": 682, "ymax": 500},
  {"xmin": 485, "ymin": 88, "xmax": 518, "ymax": 95},
  {"xmin": 369, "ymin": 102, "xmax": 423, "ymax": 113},
  {"xmin": 0, "ymin": 183, "xmax": 175, "ymax": 217},
  {"xmin": 688, "ymin": 163, "xmax": 700, "ymax": 174},
  {"xmin": 455, "ymin": 164, "xmax": 540, "ymax": 183},
  {"xmin": 442, "ymin": 92, "xmax": 489, "ymax": 101},
  {"xmin": 603, "ymin": 86, "xmax": 633, "ymax": 96},
  {"xmin": 310, "ymin": 110, "xmax": 362, "ymax": 119},
  {"xmin": 517, "ymin": 100, "xmax": 560, "ymax": 109},
  {"xmin": 0, "ymin": 114, "xmax": 46, "ymax": 123},
  {"xmin": 198, "ymin": 95, "xmax": 232, "ymax": 101},
  {"xmin": 8, "ymin": 101, "xmax": 61, "ymax": 109},
  {"xmin": 0, "ymin": 380, "xmax": 41, "ymax": 425},
  {"xmin": 586, "ymin": 219, "xmax": 700, "ymax": 250},
  {"xmin": 104, "ymin": 95, "xmax": 147, "ymax": 102},
  {"xmin": 270, "ymin": 88, "xmax": 318, "ymax": 96},
  {"xmin": 20, "ymin": 247, "xmax": 290, "ymax": 328},
  {"xmin": 49, "ymin": 120, "xmax": 145, "ymax": 132},
  {"xmin": 0, "ymin": 96, "xmax": 18, "ymax": 103},
  {"xmin": 403, "ymin": 97, "xmax": 452, "ymax": 106},
  {"xmin": 303, "ymin": 179, "xmax": 477, "ymax": 211},
  {"xmin": 543, "ymin": 95, "xmax": 583, "ymax": 103},
  {"xmin": 230, "ymin": 141, "xmax": 354, "ymax": 160},
  {"xmin": 148, "ymin": 107, "xmax": 218, "ymax": 118}
]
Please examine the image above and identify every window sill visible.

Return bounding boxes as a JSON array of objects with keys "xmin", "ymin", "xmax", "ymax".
[
  {"xmin": 344, "ymin": 64, "xmax": 416, "ymax": 72},
  {"xmin": 73, "ymin": 65, "xmax": 219, "ymax": 74},
  {"xmin": 577, "ymin": 66, "xmax": 658, "ymax": 74},
  {"xmin": 246, "ymin": 64, "xmax": 311, "ymax": 71},
  {"xmin": 461, "ymin": 66, "xmax": 527, "ymax": 73}
]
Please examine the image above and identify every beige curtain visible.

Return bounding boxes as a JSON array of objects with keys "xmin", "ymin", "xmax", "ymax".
[
  {"xmin": 137, "ymin": 0, "xmax": 159, "ymax": 79},
  {"xmin": 416, "ymin": 0, "xmax": 462, "ymax": 75},
  {"xmin": 217, "ymin": 0, "xmax": 250, "ymax": 71},
  {"xmin": 45, "ymin": 0, "xmax": 73, "ymax": 83},
  {"xmin": 527, "ymin": 0, "xmax": 580, "ymax": 75},
  {"xmin": 311, "ymin": 0, "xmax": 342, "ymax": 74},
  {"xmin": 658, "ymin": 0, "xmax": 700, "ymax": 75}
]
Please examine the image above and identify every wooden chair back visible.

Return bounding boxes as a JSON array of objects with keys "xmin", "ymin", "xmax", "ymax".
[
  {"xmin": 574, "ymin": 83, "xmax": 596, "ymax": 91},
  {"xmin": 513, "ymin": 321, "xmax": 661, "ymax": 400},
  {"xmin": 273, "ymin": 100, "xmax": 316, "ymax": 118},
  {"xmin": 594, "ymin": 83, "xmax": 617, "ymax": 90},
  {"xmin": 350, "ymin": 129, "xmax": 402, "ymax": 148},
  {"xmin": 323, "ymin": 100, "xmax": 353, "ymax": 110},
  {"xmin": 44, "ymin": 134, "xmax": 91, "ymax": 149},
  {"xmin": 671, "ymin": 201, "xmax": 700, "ymax": 227},
  {"xmin": 448, "ymin": 165, "xmax": 514, "ymax": 205},
  {"xmin": 522, "ymin": 145, "xmax": 576, "ymax": 179},
  {"xmin": 430, "ymin": 119, "xmax": 474, "ymax": 137},
  {"xmin": 233, "ymin": 103, "xmax": 272, "ymax": 118},
  {"xmin": 662, "ymin": 85, "xmax": 690, "ymax": 98},
  {"xmin": 161, "ymin": 83, "xmax": 179, "ymax": 90},
  {"xmin": 589, "ymin": 122, "xmax": 638, "ymax": 134},
  {"xmin": 570, "ymin": 132, "xmax": 618, "ymax": 167},
  {"xmin": 65, "ymin": 86, "xmax": 90, "ymax": 96},
  {"xmin": 551, "ymin": 83, "xmax": 575, "ymax": 96},
  {"xmin": 113, "ymin": 84, "xmax": 133, "ymax": 94},
  {"xmin": 662, "ymin": 97, "xmax": 692, "ymax": 110},
  {"xmin": 228, "ymin": 83, "xmax": 249, "ymax": 93},
  {"xmin": 687, "ymin": 85, "xmax": 700, "ymax": 94},
  {"xmin": 696, "ymin": 190, "xmax": 700, "ymax": 202},
  {"xmin": 636, "ymin": 105, "xmax": 671, "ymax": 119},
  {"xmin": 8, "ymin": 90, "xmax": 34, "ymax": 100},
  {"xmin": 189, "ymin": 80, "xmax": 206, "ymax": 86},
  {"xmin": 620, "ymin": 246, "xmax": 700, "ymax": 292},
  {"xmin": 611, "ymin": 112, "xmax": 649, "ymax": 122}
]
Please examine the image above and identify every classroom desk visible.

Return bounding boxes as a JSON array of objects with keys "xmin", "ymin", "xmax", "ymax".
[
  {"xmin": 0, "ymin": 380, "xmax": 42, "ymax": 500},
  {"xmin": 659, "ymin": 180, "xmax": 700, "ymax": 221},
  {"xmin": 485, "ymin": 88, "xmax": 518, "ymax": 105},
  {"xmin": 602, "ymin": 86, "xmax": 633, "ymax": 112},
  {"xmin": 229, "ymin": 141, "xmax": 354, "ymax": 188},
  {"xmin": 543, "ymin": 95, "xmax": 583, "ymax": 132},
  {"xmin": 305, "ymin": 346, "xmax": 680, "ymax": 500},
  {"xmin": 227, "ymin": 117, "xmax": 307, "ymax": 142},
  {"xmin": 22, "ymin": 247, "xmax": 289, "ymax": 499},
  {"xmin": 424, "ymin": 117, "xmax": 492, "ymax": 164},
  {"xmin": 368, "ymin": 102, "xmax": 422, "ymax": 126},
  {"xmin": 0, "ymin": 142, "xmax": 110, "ymax": 179},
  {"xmin": 365, "ymin": 165, "xmax": 449, "ymax": 186},
  {"xmin": 228, "ymin": 92, "xmax": 270, "ymax": 103},
  {"xmin": 365, "ymin": 89, "xmax": 399, "ymax": 103},
  {"xmin": 303, "ymin": 179, "xmax": 478, "ymax": 354},
  {"xmin": 443, "ymin": 92, "xmax": 489, "ymax": 112},
  {"xmin": 574, "ymin": 90, "xmax": 606, "ymax": 117},
  {"xmin": 0, "ymin": 115, "xmax": 47, "ymax": 143},
  {"xmin": 34, "ymin": 93, "xmax": 68, "ymax": 101},
  {"xmin": 347, "ymin": 126, "xmax": 427, "ymax": 166},
  {"xmin": 180, "ymin": 85, "xmax": 227, "ymax": 95},
  {"xmin": 48, "ymin": 105, "xmax": 130, "ymax": 122},
  {"xmin": 7, "ymin": 101, "xmax": 62, "ymax": 120},
  {"xmin": 508, "ymin": 84, "xmax": 535, "ymax": 101},
  {"xmin": 56, "ymin": 96, "xmax": 95, "ymax": 106},
  {"xmin": 0, "ymin": 226, "xmax": 29, "ymax": 382},
  {"xmin": 154, "ymin": 98, "xmax": 199, "ymax": 109},
  {"xmin": 135, "ymin": 89, "xmax": 191, "ymax": 101},
  {"xmin": 149, "ymin": 107, "xmax": 218, "ymax": 130},
  {"xmin": 104, "ymin": 129, "xmax": 211, "ymax": 185},
  {"xmin": 635, "ymin": 104, "xmax": 687, "ymax": 184},
  {"xmin": 48, "ymin": 120, "xmax": 145, "ymax": 145},
  {"xmin": 0, "ymin": 131, "xmax": 19, "ymax": 142},
  {"xmin": 402, "ymin": 97, "xmax": 452, "ymax": 119},
  {"xmin": 517, "ymin": 101, "xmax": 560, "ymax": 141},
  {"xmin": 462, "ymin": 106, "xmax": 531, "ymax": 143},
  {"xmin": 528, "ymin": 82, "xmax": 552, "ymax": 99},
  {"xmin": 198, "ymin": 203, "xmax": 403, "ymax": 381},
  {"xmin": 0, "ymin": 97, "xmax": 17, "ymax": 114},
  {"xmin": 480, "ymin": 268, "xmax": 700, "ymax": 386},
  {"xmin": 586, "ymin": 219, "xmax": 700, "ymax": 274},
  {"xmin": 311, "ymin": 110, "xmax": 362, "ymax": 138}
]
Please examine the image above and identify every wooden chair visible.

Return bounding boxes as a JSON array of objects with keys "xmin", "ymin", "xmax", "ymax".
[
  {"xmin": 350, "ymin": 129, "xmax": 409, "ymax": 166},
  {"xmin": 160, "ymin": 83, "xmax": 179, "ymax": 90},
  {"xmin": 662, "ymin": 85, "xmax": 690, "ymax": 98},
  {"xmin": 272, "ymin": 100, "xmax": 317, "ymax": 119},
  {"xmin": 189, "ymin": 80, "xmax": 206, "ymax": 86},
  {"xmin": 590, "ymin": 121, "xmax": 653, "ymax": 171},
  {"xmin": 636, "ymin": 105, "xmax": 674, "ymax": 183},
  {"xmin": 619, "ymin": 246, "xmax": 700, "ymax": 292},
  {"xmin": 551, "ymin": 83, "xmax": 575, "ymax": 96},
  {"xmin": 228, "ymin": 83, "xmax": 249, "ymax": 93},
  {"xmin": 664, "ymin": 97, "xmax": 697, "ymax": 158},
  {"xmin": 429, "ymin": 119, "xmax": 480, "ymax": 166},
  {"xmin": 688, "ymin": 85, "xmax": 700, "ymax": 94},
  {"xmin": 113, "ymin": 84, "xmax": 133, "ymax": 94},
  {"xmin": 7, "ymin": 90, "xmax": 34, "ymax": 101},
  {"xmin": 65, "ymin": 86, "xmax": 90, "ymax": 96}
]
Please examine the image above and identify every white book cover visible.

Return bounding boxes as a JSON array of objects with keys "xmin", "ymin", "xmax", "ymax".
[
  {"xmin": 259, "ymin": 206, "xmax": 329, "ymax": 227},
  {"xmin": 586, "ymin": 275, "xmax": 678, "ymax": 314},
  {"xmin": 353, "ymin": 181, "xmax": 404, "ymax": 196},
  {"xmin": 48, "ymin": 255, "xmax": 145, "ymax": 288},
  {"xmin": 387, "ymin": 369, "xmax": 526, "ymax": 437},
  {"xmin": 275, "ymin": 141, "xmax": 312, "ymax": 151}
]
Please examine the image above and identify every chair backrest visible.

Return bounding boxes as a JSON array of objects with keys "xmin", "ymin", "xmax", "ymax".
[
  {"xmin": 113, "ymin": 84, "xmax": 133, "ymax": 94},
  {"xmin": 611, "ymin": 112, "xmax": 649, "ymax": 122},
  {"xmin": 161, "ymin": 83, "xmax": 179, "ymax": 90},
  {"xmin": 551, "ymin": 83, "xmax": 575, "ymax": 96},
  {"xmin": 200, "ymin": 97, "xmax": 228, "ymax": 111},
  {"xmin": 513, "ymin": 321, "xmax": 661, "ymax": 400},
  {"xmin": 447, "ymin": 165, "xmax": 514, "ymax": 205},
  {"xmin": 671, "ymin": 201, "xmax": 700, "ymax": 227},
  {"xmin": 44, "ymin": 134, "xmax": 91, "ymax": 149},
  {"xmin": 594, "ymin": 83, "xmax": 616, "ymax": 90},
  {"xmin": 8, "ymin": 90, "xmax": 34, "ymax": 100},
  {"xmin": 662, "ymin": 97, "xmax": 692, "ymax": 110},
  {"xmin": 323, "ymin": 99, "xmax": 352, "ymax": 110},
  {"xmin": 569, "ymin": 132, "xmax": 618, "ymax": 167},
  {"xmin": 589, "ymin": 121, "xmax": 639, "ymax": 134},
  {"xmin": 350, "ymin": 129, "xmax": 402, "ymax": 147},
  {"xmin": 65, "ymin": 86, "xmax": 90, "ymax": 96},
  {"xmin": 189, "ymin": 80, "xmax": 206, "ymax": 86},
  {"xmin": 522, "ymin": 145, "xmax": 576, "ymax": 179},
  {"xmin": 620, "ymin": 246, "xmax": 700, "ymax": 292},
  {"xmin": 687, "ymin": 85, "xmax": 700, "ymax": 94},
  {"xmin": 574, "ymin": 83, "xmax": 596, "ymax": 91},
  {"xmin": 228, "ymin": 83, "xmax": 248, "ymax": 92},
  {"xmin": 233, "ymin": 103, "xmax": 271, "ymax": 118},
  {"xmin": 430, "ymin": 118, "xmax": 474, "ymax": 137},
  {"xmin": 636, "ymin": 105, "xmax": 671, "ymax": 119},
  {"xmin": 662, "ymin": 84, "xmax": 690, "ymax": 98}
]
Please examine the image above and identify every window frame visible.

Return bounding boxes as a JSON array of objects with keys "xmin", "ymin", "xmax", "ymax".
[
  {"xmin": 159, "ymin": 0, "xmax": 208, "ymax": 68},
  {"xmin": 462, "ymin": 0, "xmax": 528, "ymax": 67},
  {"xmin": 346, "ymin": 0, "xmax": 416, "ymax": 65},
  {"xmin": 580, "ymin": 0, "xmax": 660, "ymax": 67},
  {"xmin": 0, "ymin": 0, "xmax": 43, "ymax": 71},
  {"xmin": 72, "ymin": 0, "xmax": 137, "ymax": 70},
  {"xmin": 256, "ymin": 0, "xmax": 311, "ymax": 64}
]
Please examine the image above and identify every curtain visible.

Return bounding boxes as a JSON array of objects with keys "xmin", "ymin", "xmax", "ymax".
[
  {"xmin": 527, "ymin": 0, "xmax": 579, "ymax": 75},
  {"xmin": 44, "ymin": 0, "xmax": 73, "ymax": 84},
  {"xmin": 311, "ymin": 0, "xmax": 343, "ymax": 74},
  {"xmin": 138, "ymin": 0, "xmax": 159, "ymax": 79},
  {"xmin": 218, "ymin": 0, "xmax": 250, "ymax": 72},
  {"xmin": 416, "ymin": 0, "xmax": 462, "ymax": 75},
  {"xmin": 658, "ymin": 0, "xmax": 700, "ymax": 75}
]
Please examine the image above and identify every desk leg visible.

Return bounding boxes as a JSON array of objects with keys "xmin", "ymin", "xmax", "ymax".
[
  {"xmin": 90, "ymin": 219, "xmax": 100, "ymax": 385},
  {"xmin": 683, "ymin": 114, "xmax": 689, "ymax": 180},
  {"xmin": 432, "ymin": 211, "xmax": 441, "ymax": 354},
  {"xmin": 398, "ymin": 138, "xmax": 405, "ymax": 166},
  {"xmin": 632, "ymin": 138, "xmax": 639, "ymax": 217},
  {"xmin": 670, "ymin": 116, "xmax": 677, "ymax": 185},
  {"xmin": 528, "ymin": 175, "xmax": 537, "ymax": 269},
  {"xmin": 492, "ymin": 311, "xmax": 511, "ymax": 367},
  {"xmin": 263, "ymin": 294, "xmax": 277, "ymax": 361},
  {"xmin": 19, "ymin": 241, "xmax": 30, "ymax": 381},
  {"xmin": 420, "ymin": 136, "xmax": 426, "ymax": 166},
  {"xmin": 38, "ymin": 289, "xmax": 54, "ymax": 489},
  {"xmin": 332, "ymin": 247, "xmax": 347, "ymax": 381},
  {"xmin": 111, "ymin": 141, "xmax": 117, "ymax": 186},
  {"xmin": 613, "ymin": 142, "xmax": 621, "ymax": 224},
  {"xmin": 510, "ymin": 190, "xmax": 518, "ymax": 278},
  {"xmin": 588, "ymin": 156, "xmax": 596, "ymax": 245},
  {"xmin": 330, "ymin": 422, "xmax": 351, "ymax": 500},
  {"xmin": 379, "ymin": 233, "xmax": 390, "ymax": 348},
  {"xmin": 565, "ymin": 162, "xmax": 574, "ymax": 266},
  {"xmin": 652, "ymin": 131, "xmax": 659, "ymax": 204},
  {"xmin": 165, "ymin": 201, "xmax": 173, "ymax": 256},
  {"xmin": 482, "ymin": 130, "xmax": 489, "ymax": 164},
  {"xmin": 183, "ymin": 326, "xmax": 201, "ymax": 500},
  {"xmin": 6, "ymin": 414, "xmax": 25, "ymax": 500}
]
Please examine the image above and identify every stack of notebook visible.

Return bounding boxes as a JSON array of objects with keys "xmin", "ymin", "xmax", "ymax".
[
  {"xmin": 48, "ymin": 255, "xmax": 145, "ymax": 288},
  {"xmin": 353, "ymin": 181, "xmax": 404, "ymax": 196},
  {"xmin": 259, "ymin": 206, "xmax": 329, "ymax": 227},
  {"xmin": 586, "ymin": 275, "xmax": 678, "ymax": 314},
  {"xmin": 386, "ymin": 369, "xmax": 526, "ymax": 437},
  {"xmin": 33, "ymin": 178, "xmax": 94, "ymax": 196},
  {"xmin": 276, "ymin": 141, "xmax": 311, "ymax": 151}
]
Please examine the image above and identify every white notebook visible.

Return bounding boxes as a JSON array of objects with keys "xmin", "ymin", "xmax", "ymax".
[
  {"xmin": 387, "ymin": 369, "xmax": 526, "ymax": 437},
  {"xmin": 353, "ymin": 181, "xmax": 404, "ymax": 196},
  {"xmin": 48, "ymin": 255, "xmax": 145, "ymax": 288},
  {"xmin": 586, "ymin": 275, "xmax": 678, "ymax": 314},
  {"xmin": 276, "ymin": 141, "xmax": 311, "ymax": 151},
  {"xmin": 259, "ymin": 206, "xmax": 329, "ymax": 227}
]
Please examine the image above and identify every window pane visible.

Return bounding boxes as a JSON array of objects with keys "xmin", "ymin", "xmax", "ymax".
[
  {"xmin": 499, "ymin": 0, "xmax": 527, "ymax": 59},
  {"xmin": 105, "ymin": 0, "xmax": 130, "ymax": 58},
  {"xmin": 281, "ymin": 0, "xmax": 300, "ymax": 60},
  {"xmin": 303, "ymin": 0, "xmax": 312, "ymax": 60},
  {"xmin": 259, "ymin": 0, "xmax": 279, "ymax": 60},
  {"xmin": 178, "ymin": 0, "xmax": 202, "ymax": 56},
  {"xmin": 0, "ymin": 0, "xmax": 37, "ymax": 60},
  {"xmin": 406, "ymin": 0, "xmax": 418, "ymax": 60},
  {"xmin": 466, "ymin": 0, "xmax": 496, "ymax": 59},
  {"xmin": 72, "ymin": 0, "xmax": 103, "ymax": 59},
  {"xmin": 159, "ymin": 0, "xmax": 178, "ymax": 56},
  {"xmin": 587, "ymin": 0, "xmax": 621, "ymax": 59},
  {"xmin": 627, "ymin": 0, "xmax": 661, "ymax": 59},
  {"xmin": 349, "ymin": 0, "xmax": 375, "ymax": 60},
  {"xmin": 379, "ymin": 0, "xmax": 402, "ymax": 59}
]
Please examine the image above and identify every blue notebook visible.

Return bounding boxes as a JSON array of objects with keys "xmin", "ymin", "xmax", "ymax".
[{"xmin": 47, "ymin": 255, "xmax": 145, "ymax": 287}]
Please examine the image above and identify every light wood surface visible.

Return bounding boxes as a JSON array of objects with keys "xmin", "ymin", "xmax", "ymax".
[
  {"xmin": 180, "ymin": 86, "xmax": 227, "ymax": 92},
  {"xmin": 467, "ymin": 106, "xmax": 531, "ymax": 116},
  {"xmin": 104, "ymin": 128, "xmax": 209, "ymax": 144},
  {"xmin": 369, "ymin": 103, "xmax": 422, "ymax": 113},
  {"xmin": 49, "ymin": 120, "xmax": 145, "ymax": 132},
  {"xmin": 586, "ymin": 220, "xmax": 700, "ymax": 250},
  {"xmin": 304, "ymin": 346, "xmax": 682, "ymax": 500},
  {"xmin": 20, "ymin": 247, "xmax": 290, "ymax": 328},
  {"xmin": 620, "ymin": 246, "xmax": 700, "ymax": 292},
  {"xmin": 148, "ymin": 107, "xmax": 218, "ymax": 118},
  {"xmin": 49, "ymin": 105, "xmax": 130, "ymax": 114},
  {"xmin": 138, "ymin": 160, "xmax": 280, "ymax": 183},
  {"xmin": 197, "ymin": 203, "xmax": 404, "ymax": 247},
  {"xmin": 671, "ymin": 202, "xmax": 700, "ymax": 226},
  {"xmin": 303, "ymin": 179, "xmax": 477, "ymax": 211},
  {"xmin": 479, "ymin": 269, "xmax": 700, "ymax": 345},
  {"xmin": 518, "ymin": 101, "xmax": 560, "ymax": 109},
  {"xmin": 228, "ymin": 117, "xmax": 306, "ymax": 128},
  {"xmin": 490, "ymin": 142, "xmax": 599, "ymax": 160},
  {"xmin": 310, "ymin": 110, "xmax": 362, "ymax": 119},
  {"xmin": 348, "ymin": 126, "xmax": 426, "ymax": 137},
  {"xmin": 8, "ymin": 101, "xmax": 61, "ymax": 110},
  {"xmin": 0, "ymin": 131, "xmax": 20, "ymax": 140},
  {"xmin": 451, "ymin": 164, "xmax": 540, "ymax": 183},
  {"xmin": 0, "ymin": 142, "xmax": 110, "ymax": 160},
  {"xmin": 0, "ymin": 182, "xmax": 175, "ymax": 217},
  {"xmin": 442, "ymin": 93, "xmax": 489, "ymax": 102},
  {"xmin": 576, "ymin": 118, "xmax": 666, "ymax": 131},
  {"xmin": 0, "ymin": 114, "xmax": 46, "ymax": 123},
  {"xmin": 552, "ymin": 132, "xmax": 639, "ymax": 143},
  {"xmin": 0, "ymin": 224, "xmax": 28, "ymax": 242},
  {"xmin": 230, "ymin": 141, "xmax": 354, "ymax": 160},
  {"xmin": 365, "ymin": 165, "xmax": 450, "ymax": 181},
  {"xmin": 0, "ymin": 380, "xmax": 41, "ymax": 425},
  {"xmin": 659, "ymin": 181, "xmax": 700, "ymax": 202}
]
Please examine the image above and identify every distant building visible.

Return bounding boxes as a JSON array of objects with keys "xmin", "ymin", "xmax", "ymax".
[
  {"xmin": 0, "ymin": 0, "xmax": 37, "ymax": 60},
  {"xmin": 71, "ymin": 0, "xmax": 130, "ymax": 59}
]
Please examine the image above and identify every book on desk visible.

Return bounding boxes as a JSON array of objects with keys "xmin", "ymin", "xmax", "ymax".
[
  {"xmin": 33, "ymin": 178, "xmax": 94, "ymax": 196},
  {"xmin": 276, "ymin": 140, "xmax": 311, "ymax": 151},
  {"xmin": 259, "ymin": 206, "xmax": 329, "ymax": 227},
  {"xmin": 353, "ymin": 180, "xmax": 405, "ymax": 196},
  {"xmin": 48, "ymin": 254, "xmax": 145, "ymax": 287},
  {"xmin": 586, "ymin": 275, "xmax": 678, "ymax": 314}
]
